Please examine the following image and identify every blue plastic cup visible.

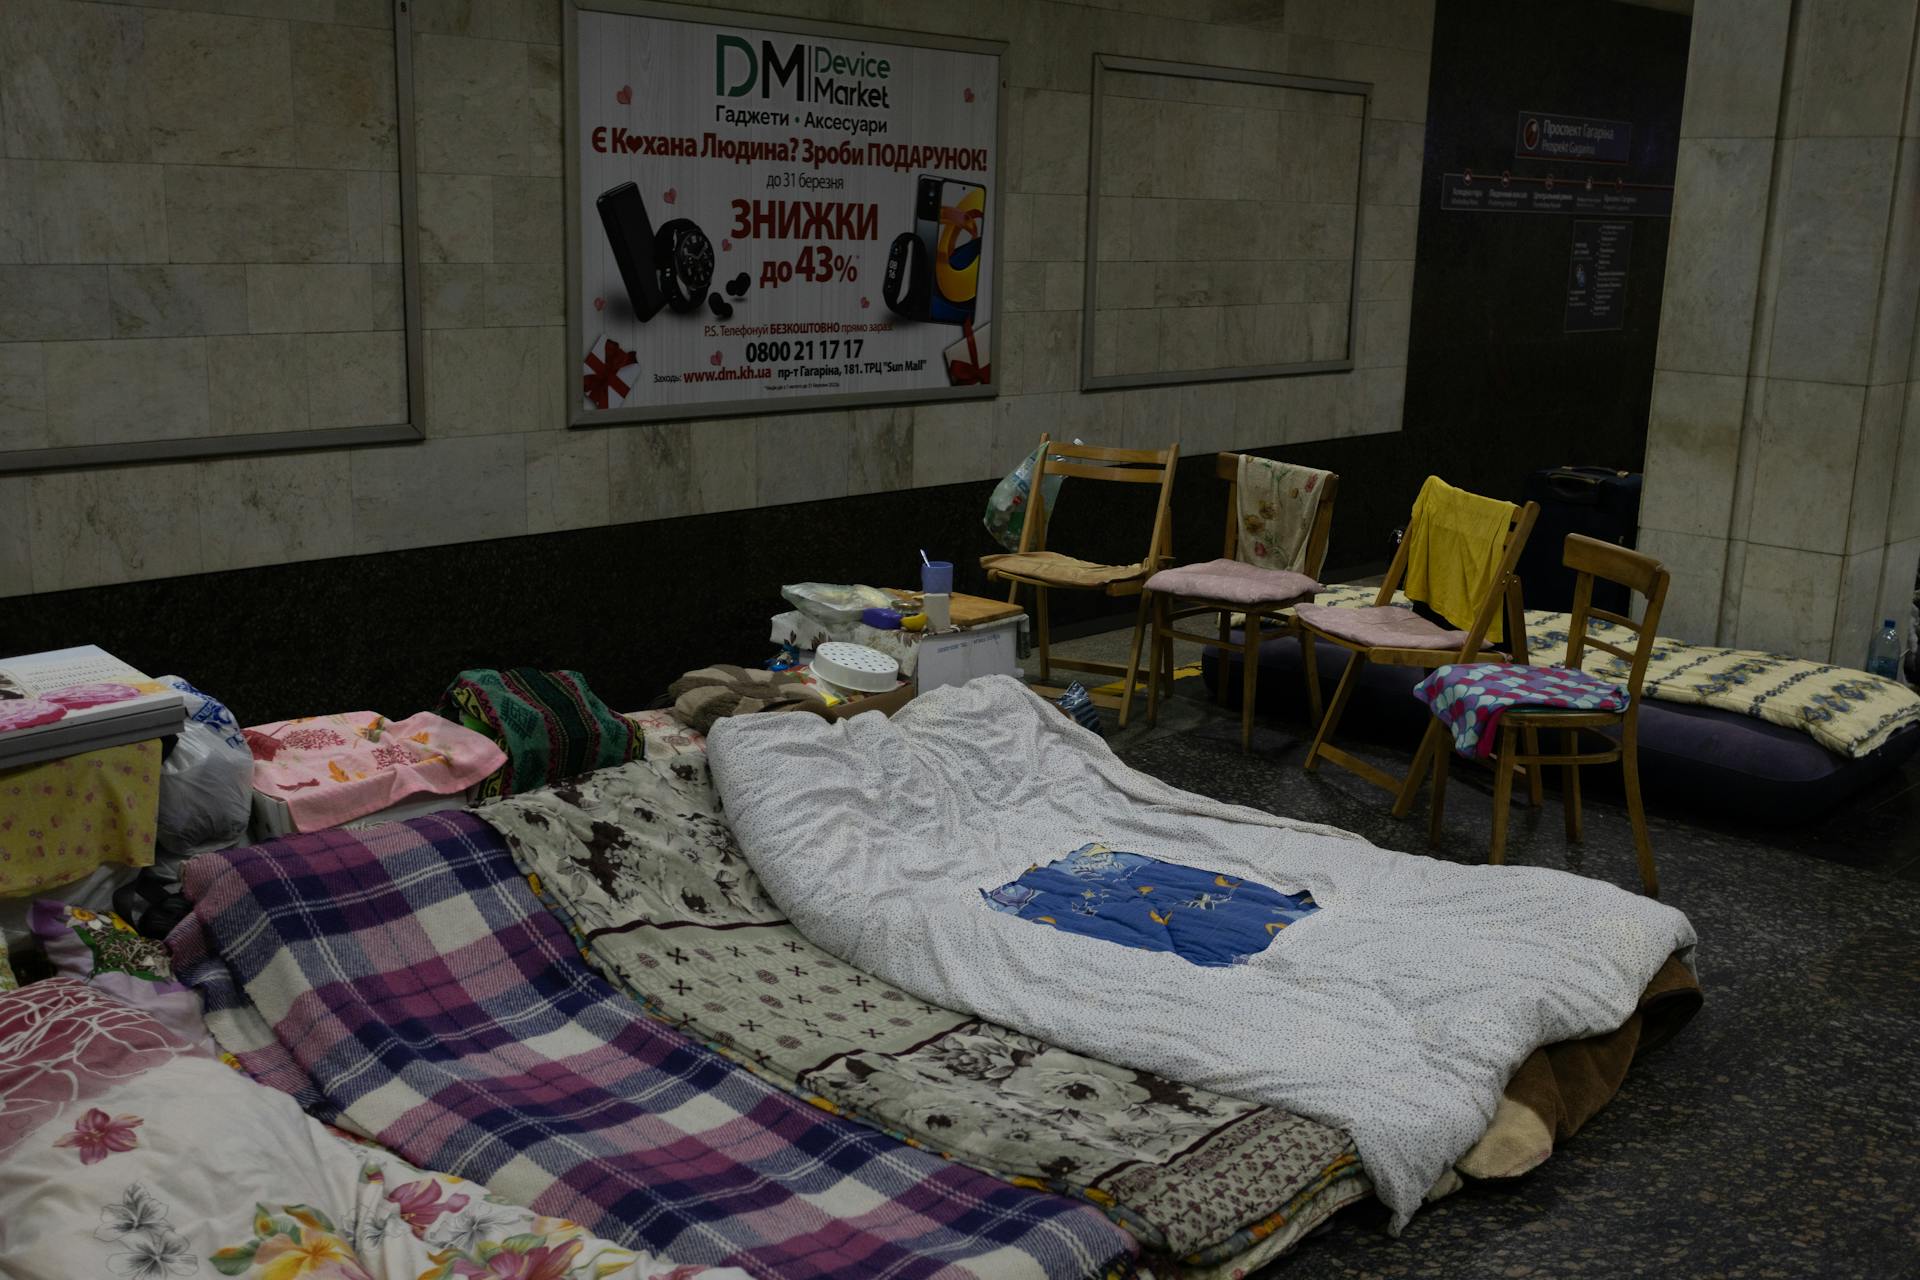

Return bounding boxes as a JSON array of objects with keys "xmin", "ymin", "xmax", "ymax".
[{"xmin": 922, "ymin": 559, "xmax": 954, "ymax": 595}]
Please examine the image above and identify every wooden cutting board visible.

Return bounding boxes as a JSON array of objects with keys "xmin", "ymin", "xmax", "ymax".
[{"xmin": 888, "ymin": 590, "xmax": 1025, "ymax": 628}]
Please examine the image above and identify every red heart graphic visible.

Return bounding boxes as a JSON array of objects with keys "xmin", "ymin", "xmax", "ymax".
[
  {"xmin": 721, "ymin": 239, "xmax": 732, "ymax": 251},
  {"xmin": 663, "ymin": 187, "xmax": 677, "ymax": 204},
  {"xmin": 615, "ymin": 85, "xmax": 632, "ymax": 104},
  {"xmin": 710, "ymin": 351, "xmax": 723, "ymax": 366},
  {"xmin": 860, "ymin": 296, "xmax": 870, "ymax": 309},
  {"xmin": 963, "ymin": 87, "xmax": 975, "ymax": 103},
  {"xmin": 593, "ymin": 296, "xmax": 605, "ymax": 311}
]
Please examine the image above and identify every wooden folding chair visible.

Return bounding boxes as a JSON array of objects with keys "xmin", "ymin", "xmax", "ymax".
[
  {"xmin": 1143, "ymin": 455, "xmax": 1339, "ymax": 750},
  {"xmin": 981, "ymin": 435, "xmax": 1178, "ymax": 728},
  {"xmin": 1426, "ymin": 534, "xmax": 1672, "ymax": 895},
  {"xmin": 1299, "ymin": 479, "xmax": 1540, "ymax": 814}
]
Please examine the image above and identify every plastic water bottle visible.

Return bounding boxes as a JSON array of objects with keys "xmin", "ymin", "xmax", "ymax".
[{"xmin": 1867, "ymin": 618, "xmax": 1901, "ymax": 678}]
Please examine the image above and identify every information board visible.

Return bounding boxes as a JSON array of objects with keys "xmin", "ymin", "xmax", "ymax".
[{"xmin": 1564, "ymin": 219, "xmax": 1632, "ymax": 333}]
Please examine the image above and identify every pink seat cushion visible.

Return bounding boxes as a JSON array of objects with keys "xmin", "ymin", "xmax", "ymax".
[
  {"xmin": 1295, "ymin": 602, "xmax": 1467, "ymax": 650},
  {"xmin": 1145, "ymin": 559, "xmax": 1319, "ymax": 606}
]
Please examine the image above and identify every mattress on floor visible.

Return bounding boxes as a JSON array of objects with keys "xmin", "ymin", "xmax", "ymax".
[
  {"xmin": 166, "ymin": 811, "xmax": 1140, "ymax": 1280},
  {"xmin": 1203, "ymin": 635, "xmax": 1920, "ymax": 820},
  {"xmin": 708, "ymin": 677, "xmax": 1699, "ymax": 1231},
  {"xmin": 478, "ymin": 759, "xmax": 1373, "ymax": 1278}
]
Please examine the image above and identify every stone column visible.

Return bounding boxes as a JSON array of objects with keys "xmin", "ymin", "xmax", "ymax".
[{"xmin": 1639, "ymin": 0, "xmax": 1920, "ymax": 665}]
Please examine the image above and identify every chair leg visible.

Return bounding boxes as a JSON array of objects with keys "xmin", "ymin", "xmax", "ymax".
[
  {"xmin": 1392, "ymin": 720, "xmax": 1444, "ymax": 818},
  {"xmin": 1240, "ymin": 621, "xmax": 1260, "ymax": 753},
  {"xmin": 1428, "ymin": 742, "xmax": 1450, "ymax": 846},
  {"xmin": 1216, "ymin": 614, "xmax": 1235, "ymax": 708},
  {"xmin": 1522, "ymin": 726, "xmax": 1544, "ymax": 808},
  {"xmin": 1116, "ymin": 593, "xmax": 1151, "ymax": 730},
  {"xmin": 1489, "ymin": 724, "xmax": 1517, "ymax": 865},
  {"xmin": 1304, "ymin": 652, "xmax": 1365, "ymax": 773},
  {"xmin": 1623, "ymin": 735, "xmax": 1657, "ymax": 897},
  {"xmin": 1146, "ymin": 596, "xmax": 1162, "ymax": 727},
  {"xmin": 1161, "ymin": 606, "xmax": 1176, "ymax": 695},
  {"xmin": 1035, "ymin": 586, "xmax": 1051, "ymax": 684},
  {"xmin": 1562, "ymin": 730, "xmax": 1583, "ymax": 843},
  {"xmin": 1299, "ymin": 629, "xmax": 1324, "ymax": 727}
]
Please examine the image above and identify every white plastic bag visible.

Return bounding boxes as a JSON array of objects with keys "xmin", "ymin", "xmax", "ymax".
[
  {"xmin": 780, "ymin": 582, "xmax": 895, "ymax": 628},
  {"xmin": 983, "ymin": 440, "xmax": 1079, "ymax": 551},
  {"xmin": 154, "ymin": 676, "xmax": 254, "ymax": 857}
]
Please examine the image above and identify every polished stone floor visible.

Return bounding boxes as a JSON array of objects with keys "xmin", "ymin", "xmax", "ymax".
[{"xmin": 1025, "ymin": 625, "xmax": 1920, "ymax": 1278}]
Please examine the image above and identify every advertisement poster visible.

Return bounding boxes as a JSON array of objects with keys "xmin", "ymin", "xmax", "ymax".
[{"xmin": 570, "ymin": 6, "xmax": 1002, "ymax": 422}]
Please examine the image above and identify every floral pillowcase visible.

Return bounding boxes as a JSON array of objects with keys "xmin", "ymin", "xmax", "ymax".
[{"xmin": 0, "ymin": 979, "xmax": 734, "ymax": 1280}]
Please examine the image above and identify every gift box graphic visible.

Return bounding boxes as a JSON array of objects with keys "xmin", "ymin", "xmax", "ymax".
[
  {"xmin": 582, "ymin": 334, "xmax": 639, "ymax": 410},
  {"xmin": 943, "ymin": 320, "xmax": 991, "ymax": 386}
]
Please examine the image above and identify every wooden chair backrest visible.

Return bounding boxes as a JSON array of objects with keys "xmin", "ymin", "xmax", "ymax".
[
  {"xmin": 1369, "ymin": 477, "xmax": 1540, "ymax": 662},
  {"xmin": 1561, "ymin": 534, "xmax": 1671, "ymax": 701},
  {"xmin": 1019, "ymin": 434, "xmax": 1181, "ymax": 573},
  {"xmin": 1215, "ymin": 453, "xmax": 1340, "ymax": 580}
]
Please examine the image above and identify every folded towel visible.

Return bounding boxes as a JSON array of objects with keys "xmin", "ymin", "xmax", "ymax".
[{"xmin": 246, "ymin": 710, "xmax": 504, "ymax": 831}]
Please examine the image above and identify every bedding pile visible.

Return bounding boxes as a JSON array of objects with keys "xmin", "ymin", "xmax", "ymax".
[
  {"xmin": 480, "ymin": 761, "xmax": 1370, "ymax": 1277},
  {"xmin": 0, "ymin": 978, "xmax": 736, "ymax": 1280},
  {"xmin": 708, "ymin": 676, "xmax": 1699, "ymax": 1230},
  {"xmin": 1311, "ymin": 583, "xmax": 1920, "ymax": 758},
  {"xmin": 165, "ymin": 810, "xmax": 1139, "ymax": 1280}
]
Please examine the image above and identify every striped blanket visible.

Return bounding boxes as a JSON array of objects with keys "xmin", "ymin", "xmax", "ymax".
[{"xmin": 167, "ymin": 812, "xmax": 1138, "ymax": 1280}]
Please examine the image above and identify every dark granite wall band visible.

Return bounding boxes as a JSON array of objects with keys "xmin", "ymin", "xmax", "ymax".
[{"xmin": 0, "ymin": 436, "xmax": 1409, "ymax": 723}]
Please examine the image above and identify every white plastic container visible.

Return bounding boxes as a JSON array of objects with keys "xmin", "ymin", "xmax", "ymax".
[{"xmin": 811, "ymin": 641, "xmax": 902, "ymax": 693}]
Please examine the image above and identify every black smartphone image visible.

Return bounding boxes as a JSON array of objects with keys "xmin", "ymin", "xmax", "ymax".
[
  {"xmin": 912, "ymin": 175, "xmax": 985, "ymax": 326},
  {"xmin": 597, "ymin": 181, "xmax": 667, "ymax": 322}
]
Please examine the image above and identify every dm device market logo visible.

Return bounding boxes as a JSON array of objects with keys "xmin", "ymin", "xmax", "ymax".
[{"xmin": 715, "ymin": 33, "xmax": 893, "ymax": 108}]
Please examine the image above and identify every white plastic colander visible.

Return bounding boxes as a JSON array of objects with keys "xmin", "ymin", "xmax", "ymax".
[{"xmin": 811, "ymin": 642, "xmax": 901, "ymax": 693}]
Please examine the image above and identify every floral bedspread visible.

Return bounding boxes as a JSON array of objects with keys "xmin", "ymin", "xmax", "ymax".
[
  {"xmin": 1311, "ymin": 584, "xmax": 1920, "ymax": 758},
  {"xmin": 479, "ymin": 762, "xmax": 1370, "ymax": 1278},
  {"xmin": 0, "ymin": 979, "xmax": 727, "ymax": 1280}
]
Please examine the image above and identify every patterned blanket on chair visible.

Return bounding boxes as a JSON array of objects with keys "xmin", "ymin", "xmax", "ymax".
[
  {"xmin": 1414, "ymin": 662, "xmax": 1629, "ymax": 759},
  {"xmin": 167, "ymin": 812, "xmax": 1140, "ymax": 1280},
  {"xmin": 1311, "ymin": 584, "xmax": 1920, "ymax": 759},
  {"xmin": 476, "ymin": 763, "xmax": 1370, "ymax": 1280}
]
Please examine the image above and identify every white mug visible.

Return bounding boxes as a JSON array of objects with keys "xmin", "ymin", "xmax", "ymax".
[{"xmin": 923, "ymin": 592, "xmax": 952, "ymax": 630}]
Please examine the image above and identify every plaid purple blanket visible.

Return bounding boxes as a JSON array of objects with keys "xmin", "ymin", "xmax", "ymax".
[{"xmin": 168, "ymin": 812, "xmax": 1137, "ymax": 1280}]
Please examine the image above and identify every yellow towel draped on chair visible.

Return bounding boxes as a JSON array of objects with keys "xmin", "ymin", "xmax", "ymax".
[{"xmin": 1402, "ymin": 476, "xmax": 1517, "ymax": 642}]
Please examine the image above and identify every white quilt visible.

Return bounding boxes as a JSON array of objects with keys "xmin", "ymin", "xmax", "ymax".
[{"xmin": 708, "ymin": 676, "xmax": 1697, "ymax": 1230}]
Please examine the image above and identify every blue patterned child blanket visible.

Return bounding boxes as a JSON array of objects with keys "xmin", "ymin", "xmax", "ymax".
[{"xmin": 982, "ymin": 842, "xmax": 1319, "ymax": 967}]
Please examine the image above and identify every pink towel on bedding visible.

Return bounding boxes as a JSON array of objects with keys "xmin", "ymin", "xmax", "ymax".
[{"xmin": 245, "ymin": 711, "xmax": 505, "ymax": 832}]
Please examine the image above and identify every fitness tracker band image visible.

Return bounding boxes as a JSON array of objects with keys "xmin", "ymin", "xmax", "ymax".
[
  {"xmin": 883, "ymin": 231, "xmax": 931, "ymax": 320},
  {"xmin": 596, "ymin": 182, "xmax": 668, "ymax": 322}
]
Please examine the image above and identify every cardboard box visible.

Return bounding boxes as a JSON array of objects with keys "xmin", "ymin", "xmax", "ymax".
[
  {"xmin": 797, "ymin": 679, "xmax": 916, "ymax": 721},
  {"xmin": 915, "ymin": 617, "xmax": 1023, "ymax": 692}
]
